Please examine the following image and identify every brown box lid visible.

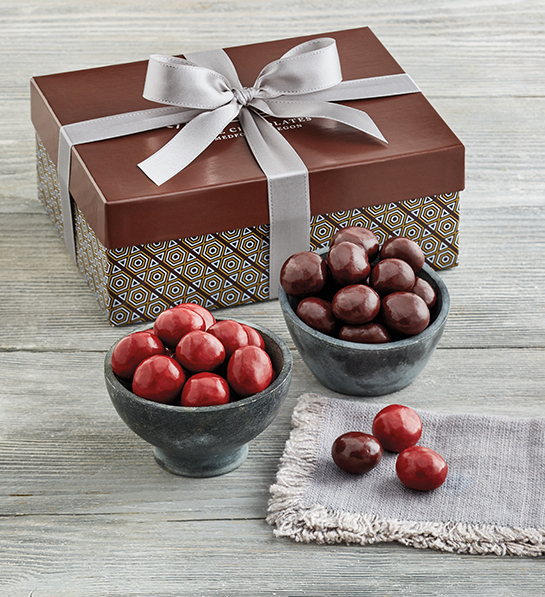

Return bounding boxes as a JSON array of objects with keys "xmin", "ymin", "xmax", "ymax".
[{"xmin": 30, "ymin": 27, "xmax": 464, "ymax": 250}]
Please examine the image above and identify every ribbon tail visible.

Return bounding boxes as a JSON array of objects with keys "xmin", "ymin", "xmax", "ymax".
[
  {"xmin": 258, "ymin": 98, "xmax": 387, "ymax": 143},
  {"xmin": 239, "ymin": 109, "xmax": 310, "ymax": 300},
  {"xmin": 138, "ymin": 101, "xmax": 241, "ymax": 185}
]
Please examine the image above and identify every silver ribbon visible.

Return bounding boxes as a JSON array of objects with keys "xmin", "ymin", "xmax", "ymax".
[{"xmin": 58, "ymin": 37, "xmax": 420, "ymax": 299}]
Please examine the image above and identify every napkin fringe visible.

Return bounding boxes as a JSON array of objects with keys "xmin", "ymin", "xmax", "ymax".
[
  {"xmin": 269, "ymin": 503, "xmax": 545, "ymax": 557},
  {"xmin": 267, "ymin": 393, "xmax": 328, "ymax": 525},
  {"xmin": 267, "ymin": 393, "xmax": 545, "ymax": 557}
]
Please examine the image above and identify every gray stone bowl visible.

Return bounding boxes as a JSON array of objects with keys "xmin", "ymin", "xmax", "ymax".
[
  {"xmin": 104, "ymin": 318, "xmax": 292, "ymax": 477},
  {"xmin": 279, "ymin": 249, "xmax": 450, "ymax": 397}
]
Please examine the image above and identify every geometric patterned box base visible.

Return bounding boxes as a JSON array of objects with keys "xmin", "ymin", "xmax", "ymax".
[{"xmin": 36, "ymin": 135, "xmax": 460, "ymax": 326}]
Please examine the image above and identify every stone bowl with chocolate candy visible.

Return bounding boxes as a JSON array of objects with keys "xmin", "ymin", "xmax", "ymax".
[
  {"xmin": 278, "ymin": 227, "xmax": 450, "ymax": 396},
  {"xmin": 104, "ymin": 308, "xmax": 292, "ymax": 477}
]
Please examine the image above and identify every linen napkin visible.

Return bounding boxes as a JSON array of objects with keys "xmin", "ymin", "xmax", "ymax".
[{"xmin": 267, "ymin": 393, "xmax": 545, "ymax": 556}]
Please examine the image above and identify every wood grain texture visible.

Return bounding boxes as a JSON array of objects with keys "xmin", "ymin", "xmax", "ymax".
[
  {"xmin": 1, "ymin": 0, "xmax": 545, "ymax": 595},
  {"xmin": 1, "ymin": 516, "xmax": 544, "ymax": 597}
]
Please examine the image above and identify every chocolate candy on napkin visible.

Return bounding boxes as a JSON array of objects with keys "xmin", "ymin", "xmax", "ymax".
[{"xmin": 267, "ymin": 393, "xmax": 545, "ymax": 556}]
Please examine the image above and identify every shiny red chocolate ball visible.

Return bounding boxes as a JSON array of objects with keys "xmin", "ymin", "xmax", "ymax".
[
  {"xmin": 132, "ymin": 354, "xmax": 186, "ymax": 404},
  {"xmin": 175, "ymin": 303, "xmax": 216, "ymax": 329},
  {"xmin": 331, "ymin": 432, "xmax": 383, "ymax": 475},
  {"xmin": 241, "ymin": 324, "xmax": 266, "ymax": 350},
  {"xmin": 111, "ymin": 331, "xmax": 165, "ymax": 379},
  {"xmin": 208, "ymin": 319, "xmax": 249, "ymax": 358},
  {"xmin": 181, "ymin": 372, "xmax": 230, "ymax": 407},
  {"xmin": 396, "ymin": 446, "xmax": 448, "ymax": 491},
  {"xmin": 175, "ymin": 330, "xmax": 225, "ymax": 373},
  {"xmin": 153, "ymin": 306, "xmax": 206, "ymax": 348},
  {"xmin": 227, "ymin": 345, "xmax": 274, "ymax": 397},
  {"xmin": 372, "ymin": 404, "xmax": 423, "ymax": 452}
]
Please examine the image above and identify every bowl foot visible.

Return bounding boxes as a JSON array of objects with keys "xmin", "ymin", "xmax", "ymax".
[{"xmin": 153, "ymin": 444, "xmax": 249, "ymax": 477}]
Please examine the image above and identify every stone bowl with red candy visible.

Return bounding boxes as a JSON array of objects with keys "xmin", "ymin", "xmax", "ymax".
[
  {"xmin": 278, "ymin": 226, "xmax": 450, "ymax": 396},
  {"xmin": 104, "ymin": 306, "xmax": 292, "ymax": 477}
]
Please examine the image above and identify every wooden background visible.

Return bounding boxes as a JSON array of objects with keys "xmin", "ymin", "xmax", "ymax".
[{"xmin": 1, "ymin": 0, "xmax": 544, "ymax": 595}]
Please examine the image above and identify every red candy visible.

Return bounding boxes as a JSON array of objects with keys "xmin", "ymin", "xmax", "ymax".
[
  {"xmin": 208, "ymin": 319, "xmax": 249, "ymax": 358},
  {"xmin": 175, "ymin": 330, "xmax": 225, "ymax": 373},
  {"xmin": 330, "ymin": 404, "xmax": 448, "ymax": 491},
  {"xmin": 132, "ymin": 355, "xmax": 186, "ymax": 404},
  {"xmin": 331, "ymin": 432, "xmax": 383, "ymax": 474},
  {"xmin": 175, "ymin": 302, "xmax": 216, "ymax": 329},
  {"xmin": 372, "ymin": 404, "xmax": 423, "ymax": 452},
  {"xmin": 111, "ymin": 304, "xmax": 277, "ymax": 407},
  {"xmin": 227, "ymin": 345, "xmax": 274, "ymax": 398},
  {"xmin": 396, "ymin": 446, "xmax": 448, "ymax": 491},
  {"xmin": 181, "ymin": 372, "xmax": 230, "ymax": 407},
  {"xmin": 242, "ymin": 323, "xmax": 266, "ymax": 349},
  {"xmin": 153, "ymin": 306, "xmax": 205, "ymax": 348},
  {"xmin": 111, "ymin": 331, "xmax": 165, "ymax": 379}
]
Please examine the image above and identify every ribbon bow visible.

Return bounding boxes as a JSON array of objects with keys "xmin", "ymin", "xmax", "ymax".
[{"xmin": 58, "ymin": 37, "xmax": 420, "ymax": 299}]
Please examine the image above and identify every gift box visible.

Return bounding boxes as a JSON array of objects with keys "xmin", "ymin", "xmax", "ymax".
[{"xmin": 30, "ymin": 27, "xmax": 464, "ymax": 326}]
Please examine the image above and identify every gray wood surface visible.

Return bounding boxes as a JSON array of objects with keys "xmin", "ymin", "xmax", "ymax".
[{"xmin": 1, "ymin": 0, "xmax": 544, "ymax": 595}]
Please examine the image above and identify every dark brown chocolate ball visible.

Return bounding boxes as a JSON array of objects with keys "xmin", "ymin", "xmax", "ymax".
[
  {"xmin": 280, "ymin": 251, "xmax": 327, "ymax": 297},
  {"xmin": 331, "ymin": 226, "xmax": 380, "ymax": 261},
  {"xmin": 370, "ymin": 258, "xmax": 416, "ymax": 296},
  {"xmin": 412, "ymin": 277, "xmax": 437, "ymax": 308},
  {"xmin": 296, "ymin": 297, "xmax": 337, "ymax": 336},
  {"xmin": 338, "ymin": 322, "xmax": 391, "ymax": 344},
  {"xmin": 381, "ymin": 292, "xmax": 430, "ymax": 336},
  {"xmin": 327, "ymin": 241, "xmax": 371, "ymax": 286},
  {"xmin": 381, "ymin": 236, "xmax": 425, "ymax": 273},
  {"xmin": 332, "ymin": 284, "xmax": 381, "ymax": 325}
]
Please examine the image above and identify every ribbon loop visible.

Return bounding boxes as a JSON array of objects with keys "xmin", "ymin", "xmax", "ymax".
[
  {"xmin": 143, "ymin": 55, "xmax": 234, "ymax": 109},
  {"xmin": 254, "ymin": 38, "xmax": 343, "ymax": 98}
]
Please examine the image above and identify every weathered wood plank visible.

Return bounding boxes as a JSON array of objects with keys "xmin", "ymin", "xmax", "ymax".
[
  {"xmin": 0, "ymin": 515, "xmax": 543, "ymax": 597},
  {"xmin": 2, "ymin": 0, "xmax": 545, "ymax": 97}
]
